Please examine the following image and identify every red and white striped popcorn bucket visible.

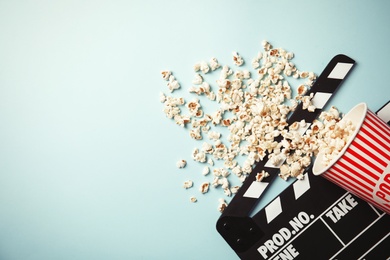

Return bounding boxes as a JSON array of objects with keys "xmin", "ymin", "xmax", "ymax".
[{"xmin": 313, "ymin": 103, "xmax": 390, "ymax": 214}]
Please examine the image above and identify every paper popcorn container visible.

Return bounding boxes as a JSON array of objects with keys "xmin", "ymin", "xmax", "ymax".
[{"xmin": 313, "ymin": 103, "xmax": 390, "ymax": 214}]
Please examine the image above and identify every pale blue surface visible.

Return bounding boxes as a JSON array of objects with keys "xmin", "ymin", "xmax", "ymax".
[{"xmin": 0, "ymin": 1, "xmax": 389, "ymax": 259}]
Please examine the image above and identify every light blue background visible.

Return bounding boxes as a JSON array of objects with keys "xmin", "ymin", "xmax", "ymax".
[{"xmin": 0, "ymin": 1, "xmax": 389, "ymax": 259}]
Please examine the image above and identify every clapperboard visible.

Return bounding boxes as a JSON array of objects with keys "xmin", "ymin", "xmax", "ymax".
[{"xmin": 216, "ymin": 55, "xmax": 390, "ymax": 260}]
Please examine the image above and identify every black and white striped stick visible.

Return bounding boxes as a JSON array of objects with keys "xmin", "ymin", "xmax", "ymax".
[
  {"xmin": 220, "ymin": 54, "xmax": 355, "ymax": 218},
  {"xmin": 217, "ymin": 54, "xmax": 356, "ymax": 254}
]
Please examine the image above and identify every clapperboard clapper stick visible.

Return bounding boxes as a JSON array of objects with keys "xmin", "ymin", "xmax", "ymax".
[
  {"xmin": 217, "ymin": 55, "xmax": 355, "ymax": 218},
  {"xmin": 217, "ymin": 55, "xmax": 356, "ymax": 258},
  {"xmin": 217, "ymin": 56, "xmax": 390, "ymax": 259}
]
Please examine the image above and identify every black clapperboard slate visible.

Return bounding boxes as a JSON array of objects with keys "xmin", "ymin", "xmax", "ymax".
[{"xmin": 216, "ymin": 55, "xmax": 390, "ymax": 260}]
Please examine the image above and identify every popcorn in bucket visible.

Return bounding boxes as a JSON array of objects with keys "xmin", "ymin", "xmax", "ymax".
[{"xmin": 313, "ymin": 103, "xmax": 390, "ymax": 214}]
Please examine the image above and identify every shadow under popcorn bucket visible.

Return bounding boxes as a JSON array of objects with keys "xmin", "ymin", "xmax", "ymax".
[{"xmin": 313, "ymin": 103, "xmax": 390, "ymax": 214}]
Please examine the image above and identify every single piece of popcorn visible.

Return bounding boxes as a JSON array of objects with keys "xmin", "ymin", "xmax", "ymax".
[
  {"xmin": 159, "ymin": 92, "xmax": 167, "ymax": 103},
  {"xmin": 230, "ymin": 186, "xmax": 240, "ymax": 194},
  {"xmin": 200, "ymin": 61, "xmax": 210, "ymax": 74},
  {"xmin": 279, "ymin": 172, "xmax": 290, "ymax": 181},
  {"xmin": 255, "ymin": 170, "xmax": 270, "ymax": 182},
  {"xmin": 262, "ymin": 40, "xmax": 272, "ymax": 51},
  {"xmin": 161, "ymin": 70, "xmax": 171, "ymax": 80},
  {"xmin": 212, "ymin": 177, "xmax": 220, "ymax": 187},
  {"xmin": 232, "ymin": 51, "xmax": 244, "ymax": 66},
  {"xmin": 192, "ymin": 74, "xmax": 203, "ymax": 85},
  {"xmin": 308, "ymin": 105, "xmax": 316, "ymax": 112},
  {"xmin": 192, "ymin": 148, "xmax": 207, "ymax": 163},
  {"xmin": 297, "ymin": 84, "xmax": 307, "ymax": 96},
  {"xmin": 183, "ymin": 180, "xmax": 193, "ymax": 189},
  {"xmin": 210, "ymin": 57, "xmax": 221, "ymax": 71},
  {"xmin": 232, "ymin": 165, "xmax": 242, "ymax": 176},
  {"xmin": 208, "ymin": 131, "xmax": 221, "ymax": 140},
  {"xmin": 189, "ymin": 127, "xmax": 202, "ymax": 140},
  {"xmin": 207, "ymin": 158, "xmax": 214, "ymax": 166},
  {"xmin": 239, "ymin": 174, "xmax": 248, "ymax": 183},
  {"xmin": 190, "ymin": 196, "xmax": 197, "ymax": 203},
  {"xmin": 290, "ymin": 161, "xmax": 304, "ymax": 177},
  {"xmin": 285, "ymin": 52, "xmax": 294, "ymax": 60},
  {"xmin": 199, "ymin": 182, "xmax": 210, "ymax": 194},
  {"xmin": 187, "ymin": 98, "xmax": 201, "ymax": 116},
  {"xmin": 176, "ymin": 159, "xmax": 187, "ymax": 168},
  {"xmin": 269, "ymin": 153, "xmax": 284, "ymax": 167},
  {"xmin": 167, "ymin": 78, "xmax": 180, "ymax": 92},
  {"xmin": 202, "ymin": 142, "xmax": 214, "ymax": 154},
  {"xmin": 174, "ymin": 114, "xmax": 191, "ymax": 127},
  {"xmin": 194, "ymin": 62, "xmax": 201, "ymax": 72},
  {"xmin": 224, "ymin": 187, "xmax": 232, "ymax": 197},
  {"xmin": 219, "ymin": 65, "xmax": 233, "ymax": 79},
  {"xmin": 220, "ymin": 177, "xmax": 229, "ymax": 189},
  {"xmin": 218, "ymin": 198, "xmax": 228, "ymax": 213},
  {"xmin": 202, "ymin": 166, "xmax": 210, "ymax": 175}
]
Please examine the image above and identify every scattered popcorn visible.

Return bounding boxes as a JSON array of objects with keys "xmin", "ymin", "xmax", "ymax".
[
  {"xmin": 183, "ymin": 180, "xmax": 193, "ymax": 189},
  {"xmin": 190, "ymin": 196, "xmax": 197, "ymax": 203},
  {"xmin": 159, "ymin": 40, "xmax": 358, "ymax": 211},
  {"xmin": 176, "ymin": 159, "xmax": 187, "ymax": 168}
]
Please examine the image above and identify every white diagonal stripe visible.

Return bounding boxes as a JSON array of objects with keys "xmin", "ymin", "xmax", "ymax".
[
  {"xmin": 377, "ymin": 102, "xmax": 390, "ymax": 123},
  {"xmin": 327, "ymin": 62, "xmax": 353, "ymax": 79},
  {"xmin": 265, "ymin": 196, "xmax": 282, "ymax": 223},
  {"xmin": 293, "ymin": 174, "xmax": 311, "ymax": 200},
  {"xmin": 243, "ymin": 181, "xmax": 268, "ymax": 198},
  {"xmin": 311, "ymin": 92, "xmax": 332, "ymax": 109}
]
